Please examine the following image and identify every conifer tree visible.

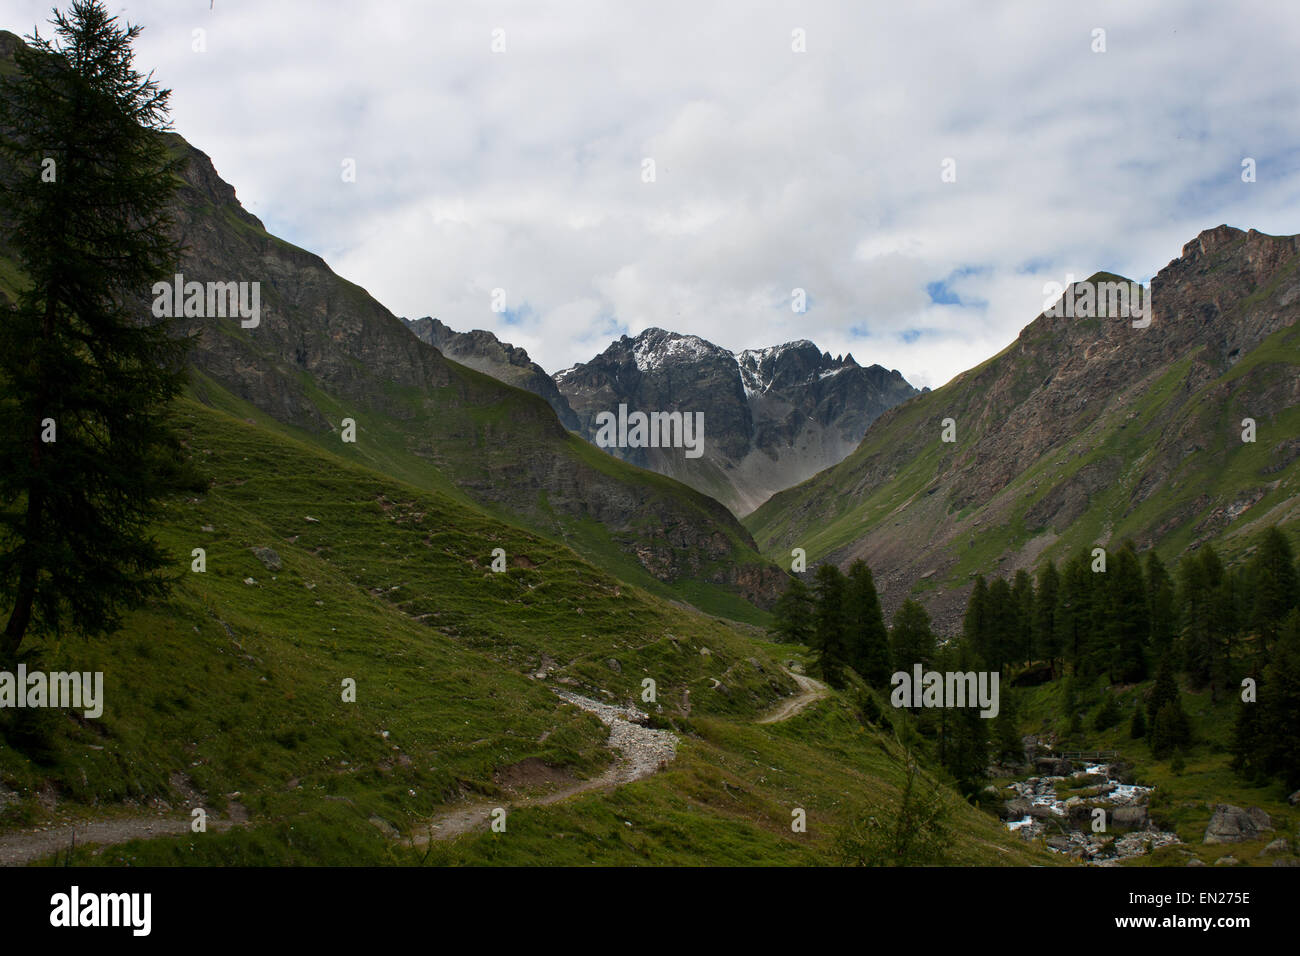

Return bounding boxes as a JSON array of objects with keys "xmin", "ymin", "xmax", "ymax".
[
  {"xmin": 1144, "ymin": 550, "xmax": 1176, "ymax": 660},
  {"xmin": 771, "ymin": 576, "xmax": 815, "ymax": 646},
  {"xmin": 1128, "ymin": 701, "xmax": 1146, "ymax": 739},
  {"xmin": 1261, "ymin": 609, "xmax": 1300, "ymax": 790},
  {"xmin": 844, "ymin": 560, "xmax": 890, "ymax": 686},
  {"xmin": 889, "ymin": 598, "xmax": 935, "ymax": 674},
  {"xmin": 1010, "ymin": 569, "xmax": 1035, "ymax": 667},
  {"xmin": 1092, "ymin": 692, "xmax": 1123, "ymax": 731},
  {"xmin": 1108, "ymin": 543, "xmax": 1150, "ymax": 683},
  {"xmin": 963, "ymin": 575, "xmax": 989, "ymax": 656},
  {"xmin": 1179, "ymin": 544, "xmax": 1229, "ymax": 697},
  {"xmin": 992, "ymin": 687, "xmax": 1023, "ymax": 763},
  {"xmin": 812, "ymin": 563, "xmax": 849, "ymax": 688},
  {"xmin": 936, "ymin": 640, "xmax": 989, "ymax": 796},
  {"xmin": 1033, "ymin": 560, "xmax": 1061, "ymax": 672},
  {"xmin": 984, "ymin": 576, "xmax": 1016, "ymax": 672},
  {"xmin": 1055, "ymin": 552, "xmax": 1093, "ymax": 674},
  {"xmin": 1251, "ymin": 526, "xmax": 1299, "ymax": 653},
  {"xmin": 1147, "ymin": 654, "xmax": 1190, "ymax": 756},
  {"xmin": 0, "ymin": 1, "xmax": 190, "ymax": 659}
]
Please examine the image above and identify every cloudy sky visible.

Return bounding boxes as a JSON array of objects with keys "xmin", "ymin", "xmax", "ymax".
[{"xmin": 8, "ymin": 1, "xmax": 1299, "ymax": 388}]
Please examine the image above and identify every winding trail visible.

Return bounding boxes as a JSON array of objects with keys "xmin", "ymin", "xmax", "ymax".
[
  {"xmin": 1, "ymin": 667, "xmax": 830, "ymax": 860},
  {"xmin": 757, "ymin": 668, "xmax": 829, "ymax": 725},
  {"xmin": 412, "ymin": 690, "xmax": 677, "ymax": 844},
  {"xmin": 416, "ymin": 666, "xmax": 829, "ymax": 844}
]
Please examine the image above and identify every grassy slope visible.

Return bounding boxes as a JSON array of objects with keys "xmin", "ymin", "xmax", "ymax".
[
  {"xmin": 0, "ymin": 394, "xmax": 1048, "ymax": 865},
  {"xmin": 188, "ymin": 363, "xmax": 774, "ymax": 628}
]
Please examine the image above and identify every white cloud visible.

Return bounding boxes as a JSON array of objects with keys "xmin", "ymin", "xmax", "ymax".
[{"xmin": 8, "ymin": 0, "xmax": 1299, "ymax": 386}]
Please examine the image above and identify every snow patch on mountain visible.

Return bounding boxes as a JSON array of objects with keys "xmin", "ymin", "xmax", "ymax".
[{"xmin": 633, "ymin": 331, "xmax": 725, "ymax": 372}]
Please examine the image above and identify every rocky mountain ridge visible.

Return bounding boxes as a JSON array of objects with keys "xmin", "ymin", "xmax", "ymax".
[
  {"xmin": 555, "ymin": 328, "xmax": 920, "ymax": 515},
  {"xmin": 747, "ymin": 225, "xmax": 1300, "ymax": 632},
  {"xmin": 403, "ymin": 316, "xmax": 581, "ymax": 431}
]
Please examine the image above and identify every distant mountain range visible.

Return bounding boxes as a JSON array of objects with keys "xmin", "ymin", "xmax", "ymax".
[{"xmin": 402, "ymin": 321, "xmax": 920, "ymax": 516}]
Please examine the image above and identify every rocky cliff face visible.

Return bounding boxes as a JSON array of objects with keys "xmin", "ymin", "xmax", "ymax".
[
  {"xmin": 404, "ymin": 317, "xmax": 581, "ymax": 431},
  {"xmin": 555, "ymin": 328, "xmax": 919, "ymax": 515},
  {"xmin": 748, "ymin": 226, "xmax": 1300, "ymax": 633}
]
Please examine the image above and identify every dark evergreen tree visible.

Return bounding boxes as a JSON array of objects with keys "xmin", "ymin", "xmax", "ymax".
[
  {"xmin": 1261, "ymin": 609, "xmax": 1300, "ymax": 790},
  {"xmin": 963, "ymin": 575, "xmax": 989, "ymax": 659},
  {"xmin": 1055, "ymin": 551, "xmax": 1093, "ymax": 675},
  {"xmin": 1108, "ymin": 543, "xmax": 1149, "ymax": 683},
  {"xmin": 811, "ymin": 564, "xmax": 849, "ymax": 688},
  {"xmin": 1251, "ymin": 526, "xmax": 1299, "ymax": 653},
  {"xmin": 934, "ymin": 640, "xmax": 989, "ymax": 797},
  {"xmin": 1178, "ymin": 544, "xmax": 1225, "ymax": 693},
  {"xmin": 844, "ymin": 560, "xmax": 890, "ymax": 686},
  {"xmin": 1144, "ymin": 550, "xmax": 1176, "ymax": 660},
  {"xmin": 889, "ymin": 598, "xmax": 935, "ymax": 674},
  {"xmin": 1151, "ymin": 702, "xmax": 1192, "ymax": 758},
  {"xmin": 1010, "ymin": 569, "xmax": 1035, "ymax": 667},
  {"xmin": 771, "ymin": 577, "xmax": 815, "ymax": 646},
  {"xmin": 1092, "ymin": 692, "xmax": 1123, "ymax": 731},
  {"xmin": 0, "ymin": 1, "xmax": 190, "ymax": 659},
  {"xmin": 1083, "ymin": 550, "xmax": 1114, "ymax": 679},
  {"xmin": 1033, "ymin": 560, "xmax": 1061, "ymax": 672},
  {"xmin": 984, "ymin": 576, "xmax": 1016, "ymax": 672},
  {"xmin": 992, "ymin": 688, "xmax": 1023, "ymax": 763},
  {"xmin": 1230, "ymin": 689, "xmax": 1267, "ymax": 783},
  {"xmin": 1147, "ymin": 654, "xmax": 1190, "ymax": 756},
  {"xmin": 1146, "ymin": 653, "xmax": 1182, "ymax": 728},
  {"xmin": 1128, "ymin": 701, "xmax": 1146, "ymax": 739}
]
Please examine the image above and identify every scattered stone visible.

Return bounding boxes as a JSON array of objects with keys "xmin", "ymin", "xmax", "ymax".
[
  {"xmin": 243, "ymin": 577, "xmax": 256, "ymax": 585},
  {"xmin": 1203, "ymin": 804, "xmax": 1274, "ymax": 844},
  {"xmin": 251, "ymin": 546, "xmax": 282, "ymax": 571},
  {"xmin": 1002, "ymin": 797, "xmax": 1032, "ymax": 821},
  {"xmin": 1035, "ymin": 757, "xmax": 1072, "ymax": 776},
  {"xmin": 201, "ymin": 524, "xmax": 214, "ymax": 532},
  {"xmin": 1289, "ymin": 790, "xmax": 1300, "ymax": 806},
  {"xmin": 1214, "ymin": 855, "xmax": 1239, "ymax": 866},
  {"xmin": 552, "ymin": 689, "xmax": 677, "ymax": 782},
  {"xmin": 1112, "ymin": 806, "xmax": 1149, "ymax": 830},
  {"xmin": 304, "ymin": 515, "xmax": 320, "ymax": 523},
  {"xmin": 1260, "ymin": 838, "xmax": 1290, "ymax": 856},
  {"xmin": 1112, "ymin": 831, "xmax": 1181, "ymax": 857},
  {"xmin": 605, "ymin": 658, "xmax": 622, "ymax": 674}
]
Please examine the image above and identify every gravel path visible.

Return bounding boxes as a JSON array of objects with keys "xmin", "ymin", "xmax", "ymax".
[
  {"xmin": 757, "ymin": 668, "xmax": 829, "ymax": 724},
  {"xmin": 0, "ymin": 804, "xmax": 248, "ymax": 866},
  {"xmin": 414, "ymin": 690, "xmax": 678, "ymax": 844}
]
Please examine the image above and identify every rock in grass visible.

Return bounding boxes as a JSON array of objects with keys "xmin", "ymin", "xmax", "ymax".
[
  {"xmin": 251, "ymin": 546, "xmax": 282, "ymax": 571},
  {"xmin": 1203, "ymin": 804, "xmax": 1273, "ymax": 844}
]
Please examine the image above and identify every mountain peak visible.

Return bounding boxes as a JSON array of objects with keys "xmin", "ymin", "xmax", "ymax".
[{"xmin": 556, "ymin": 328, "xmax": 919, "ymax": 514}]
